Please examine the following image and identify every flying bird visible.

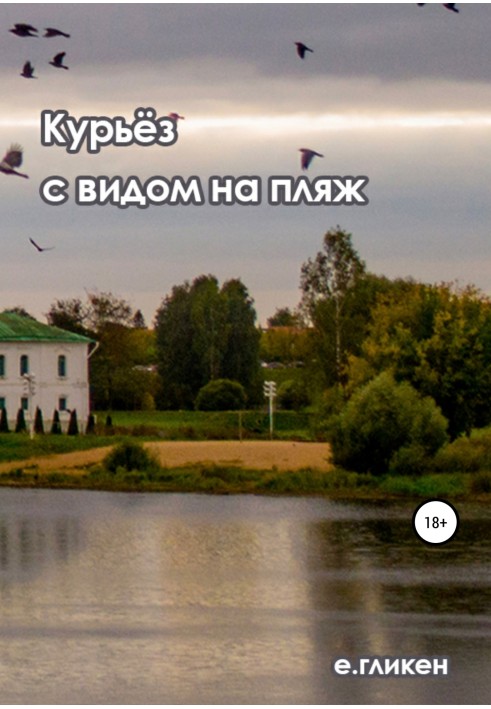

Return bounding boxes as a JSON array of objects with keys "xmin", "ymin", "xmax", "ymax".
[
  {"xmin": 0, "ymin": 144, "xmax": 29, "ymax": 178},
  {"xmin": 29, "ymin": 238, "xmax": 54, "ymax": 252},
  {"xmin": 44, "ymin": 27, "xmax": 70, "ymax": 38},
  {"xmin": 9, "ymin": 23, "xmax": 38, "ymax": 37},
  {"xmin": 299, "ymin": 148, "xmax": 323, "ymax": 171},
  {"xmin": 168, "ymin": 112, "xmax": 185, "ymax": 121},
  {"xmin": 295, "ymin": 42, "xmax": 313, "ymax": 60},
  {"xmin": 417, "ymin": 3, "xmax": 460, "ymax": 11},
  {"xmin": 49, "ymin": 52, "xmax": 69, "ymax": 69},
  {"xmin": 20, "ymin": 61, "xmax": 36, "ymax": 79}
]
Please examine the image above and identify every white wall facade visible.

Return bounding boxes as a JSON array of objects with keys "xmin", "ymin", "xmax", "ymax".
[{"xmin": 0, "ymin": 340, "xmax": 91, "ymax": 432}]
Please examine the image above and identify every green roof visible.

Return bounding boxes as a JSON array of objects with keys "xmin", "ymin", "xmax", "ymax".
[{"xmin": 0, "ymin": 312, "xmax": 94, "ymax": 344}]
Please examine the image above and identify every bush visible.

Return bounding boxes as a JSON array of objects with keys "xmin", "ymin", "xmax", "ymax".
[
  {"xmin": 195, "ymin": 379, "xmax": 247, "ymax": 411},
  {"xmin": 34, "ymin": 407, "xmax": 44, "ymax": 435},
  {"xmin": 327, "ymin": 372, "xmax": 448, "ymax": 475},
  {"xmin": 86, "ymin": 413, "xmax": 96, "ymax": 434},
  {"xmin": 67, "ymin": 409, "xmax": 79, "ymax": 436},
  {"xmin": 469, "ymin": 472, "xmax": 491, "ymax": 495},
  {"xmin": 103, "ymin": 441, "xmax": 158, "ymax": 474},
  {"xmin": 0, "ymin": 407, "xmax": 9, "ymax": 433},
  {"xmin": 15, "ymin": 408, "xmax": 27, "ymax": 434},
  {"xmin": 277, "ymin": 379, "xmax": 310, "ymax": 410},
  {"xmin": 432, "ymin": 432, "xmax": 491, "ymax": 473},
  {"xmin": 50, "ymin": 409, "xmax": 62, "ymax": 435}
]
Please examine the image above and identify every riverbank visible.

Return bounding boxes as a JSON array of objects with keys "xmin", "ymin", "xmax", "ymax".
[{"xmin": 0, "ymin": 439, "xmax": 489, "ymax": 500}]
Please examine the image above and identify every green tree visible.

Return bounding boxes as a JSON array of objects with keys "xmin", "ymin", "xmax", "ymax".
[
  {"xmin": 300, "ymin": 227, "xmax": 366, "ymax": 387},
  {"xmin": 220, "ymin": 279, "xmax": 261, "ymax": 398},
  {"xmin": 47, "ymin": 291, "xmax": 157, "ymax": 410},
  {"xmin": 360, "ymin": 282, "xmax": 491, "ymax": 438},
  {"xmin": 191, "ymin": 275, "xmax": 227, "ymax": 381},
  {"xmin": 267, "ymin": 307, "xmax": 303, "ymax": 328},
  {"xmin": 155, "ymin": 275, "xmax": 261, "ymax": 409},
  {"xmin": 155, "ymin": 282, "xmax": 201, "ymax": 409},
  {"xmin": 46, "ymin": 298, "xmax": 89, "ymax": 336}
]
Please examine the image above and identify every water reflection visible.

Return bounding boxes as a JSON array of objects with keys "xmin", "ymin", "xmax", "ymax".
[
  {"xmin": 0, "ymin": 489, "xmax": 489, "ymax": 703},
  {"xmin": 0, "ymin": 511, "xmax": 82, "ymax": 585}
]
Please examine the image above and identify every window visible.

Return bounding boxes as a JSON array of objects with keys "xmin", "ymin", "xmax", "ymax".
[
  {"xmin": 20, "ymin": 355, "xmax": 29, "ymax": 376},
  {"xmin": 0, "ymin": 397, "xmax": 5, "ymax": 410},
  {"xmin": 21, "ymin": 397, "xmax": 28, "ymax": 411},
  {"xmin": 58, "ymin": 355, "xmax": 67, "ymax": 378},
  {"xmin": 58, "ymin": 397, "xmax": 67, "ymax": 411},
  {"xmin": 0, "ymin": 355, "xmax": 5, "ymax": 377}
]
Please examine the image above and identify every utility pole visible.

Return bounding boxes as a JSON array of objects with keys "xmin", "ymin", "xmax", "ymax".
[
  {"xmin": 263, "ymin": 380, "xmax": 277, "ymax": 440},
  {"xmin": 22, "ymin": 373, "xmax": 36, "ymax": 439}
]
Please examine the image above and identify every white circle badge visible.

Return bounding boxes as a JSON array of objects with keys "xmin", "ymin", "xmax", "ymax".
[{"xmin": 412, "ymin": 499, "xmax": 459, "ymax": 545}]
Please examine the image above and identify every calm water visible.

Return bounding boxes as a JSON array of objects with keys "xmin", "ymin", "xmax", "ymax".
[{"xmin": 0, "ymin": 489, "xmax": 490, "ymax": 704}]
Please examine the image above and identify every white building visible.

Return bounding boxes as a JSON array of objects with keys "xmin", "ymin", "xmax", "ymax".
[{"xmin": 0, "ymin": 312, "xmax": 95, "ymax": 432}]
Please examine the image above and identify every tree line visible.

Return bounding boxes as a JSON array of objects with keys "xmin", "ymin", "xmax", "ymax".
[{"xmin": 40, "ymin": 226, "xmax": 491, "ymax": 443}]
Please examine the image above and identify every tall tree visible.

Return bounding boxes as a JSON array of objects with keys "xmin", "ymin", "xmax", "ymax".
[
  {"xmin": 221, "ymin": 279, "xmax": 261, "ymax": 394},
  {"xmin": 155, "ymin": 275, "xmax": 261, "ymax": 409},
  {"xmin": 155, "ymin": 282, "xmax": 201, "ymax": 409},
  {"xmin": 191, "ymin": 275, "xmax": 227, "ymax": 381},
  {"xmin": 300, "ymin": 227, "xmax": 366, "ymax": 386},
  {"xmin": 46, "ymin": 291, "xmax": 155, "ymax": 410},
  {"xmin": 47, "ymin": 298, "xmax": 89, "ymax": 336},
  {"xmin": 267, "ymin": 307, "xmax": 303, "ymax": 328}
]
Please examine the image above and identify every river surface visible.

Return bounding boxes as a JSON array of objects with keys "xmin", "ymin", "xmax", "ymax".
[{"xmin": 0, "ymin": 488, "xmax": 490, "ymax": 704}]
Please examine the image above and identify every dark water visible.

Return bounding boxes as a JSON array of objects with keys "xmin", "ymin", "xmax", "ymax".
[{"xmin": 0, "ymin": 488, "xmax": 490, "ymax": 704}]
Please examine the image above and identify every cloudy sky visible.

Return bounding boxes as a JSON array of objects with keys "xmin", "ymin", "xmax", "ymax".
[{"xmin": 1, "ymin": 1, "xmax": 490, "ymax": 326}]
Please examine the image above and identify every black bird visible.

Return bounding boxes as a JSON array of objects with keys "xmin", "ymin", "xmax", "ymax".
[
  {"xmin": 299, "ymin": 148, "xmax": 323, "ymax": 171},
  {"xmin": 20, "ymin": 61, "xmax": 36, "ymax": 79},
  {"xmin": 417, "ymin": 3, "xmax": 460, "ymax": 11},
  {"xmin": 0, "ymin": 144, "xmax": 28, "ymax": 178},
  {"xmin": 295, "ymin": 42, "xmax": 313, "ymax": 60},
  {"xmin": 29, "ymin": 238, "xmax": 54, "ymax": 252},
  {"xmin": 168, "ymin": 112, "xmax": 185, "ymax": 121},
  {"xmin": 49, "ymin": 52, "xmax": 69, "ymax": 70},
  {"xmin": 44, "ymin": 27, "xmax": 70, "ymax": 38},
  {"xmin": 9, "ymin": 23, "xmax": 38, "ymax": 37}
]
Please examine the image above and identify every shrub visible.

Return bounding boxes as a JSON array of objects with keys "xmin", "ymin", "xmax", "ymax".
[
  {"xmin": 277, "ymin": 379, "xmax": 310, "ymax": 410},
  {"xmin": 15, "ymin": 408, "xmax": 27, "ymax": 434},
  {"xmin": 327, "ymin": 372, "xmax": 448, "ymax": 475},
  {"xmin": 103, "ymin": 441, "xmax": 158, "ymax": 474},
  {"xmin": 34, "ymin": 407, "xmax": 44, "ymax": 435},
  {"xmin": 195, "ymin": 379, "xmax": 247, "ymax": 411},
  {"xmin": 140, "ymin": 392, "xmax": 156, "ymax": 411},
  {"xmin": 67, "ymin": 409, "xmax": 79, "ymax": 436},
  {"xmin": 50, "ymin": 409, "xmax": 62, "ymax": 435},
  {"xmin": 469, "ymin": 472, "xmax": 491, "ymax": 495},
  {"xmin": 389, "ymin": 444, "xmax": 430, "ymax": 476},
  {"xmin": 86, "ymin": 413, "xmax": 96, "ymax": 434},
  {"xmin": 432, "ymin": 432, "xmax": 491, "ymax": 473},
  {"xmin": 0, "ymin": 407, "xmax": 9, "ymax": 433}
]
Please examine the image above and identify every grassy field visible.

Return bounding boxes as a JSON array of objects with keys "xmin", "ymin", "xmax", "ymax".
[
  {"xmin": 94, "ymin": 409, "xmax": 317, "ymax": 440},
  {"xmin": 0, "ymin": 410, "xmax": 317, "ymax": 465}
]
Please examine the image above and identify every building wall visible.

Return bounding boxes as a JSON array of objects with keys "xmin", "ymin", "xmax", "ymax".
[{"xmin": 0, "ymin": 341, "xmax": 91, "ymax": 431}]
